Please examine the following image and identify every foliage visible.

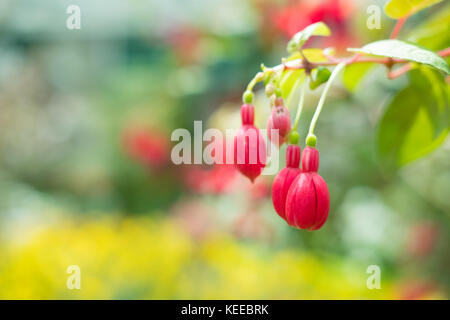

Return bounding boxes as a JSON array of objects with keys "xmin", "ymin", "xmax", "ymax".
[
  {"xmin": 385, "ymin": 0, "xmax": 443, "ymax": 19},
  {"xmin": 261, "ymin": 0, "xmax": 450, "ymax": 168},
  {"xmin": 287, "ymin": 22, "xmax": 331, "ymax": 53},
  {"xmin": 377, "ymin": 68, "xmax": 449, "ymax": 168},
  {"xmin": 348, "ymin": 40, "xmax": 450, "ymax": 74}
]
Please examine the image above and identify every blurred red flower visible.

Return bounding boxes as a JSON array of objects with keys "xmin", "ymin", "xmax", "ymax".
[
  {"xmin": 232, "ymin": 210, "xmax": 275, "ymax": 242},
  {"xmin": 270, "ymin": 0, "xmax": 357, "ymax": 50},
  {"xmin": 406, "ymin": 221, "xmax": 439, "ymax": 258},
  {"xmin": 122, "ymin": 127, "xmax": 170, "ymax": 169},
  {"xmin": 182, "ymin": 135, "xmax": 238, "ymax": 194},
  {"xmin": 164, "ymin": 26, "xmax": 202, "ymax": 65},
  {"xmin": 247, "ymin": 177, "xmax": 271, "ymax": 200},
  {"xmin": 171, "ymin": 200, "xmax": 216, "ymax": 241},
  {"xmin": 183, "ymin": 164, "xmax": 237, "ymax": 195},
  {"xmin": 397, "ymin": 280, "xmax": 439, "ymax": 300}
]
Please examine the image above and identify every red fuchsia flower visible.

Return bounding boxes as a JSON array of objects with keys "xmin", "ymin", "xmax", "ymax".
[
  {"xmin": 122, "ymin": 127, "xmax": 170, "ymax": 169},
  {"xmin": 267, "ymin": 98, "xmax": 291, "ymax": 147},
  {"xmin": 285, "ymin": 146, "xmax": 330, "ymax": 230},
  {"xmin": 267, "ymin": 116, "xmax": 282, "ymax": 146},
  {"xmin": 272, "ymin": 144, "xmax": 302, "ymax": 221},
  {"xmin": 234, "ymin": 104, "xmax": 266, "ymax": 182}
]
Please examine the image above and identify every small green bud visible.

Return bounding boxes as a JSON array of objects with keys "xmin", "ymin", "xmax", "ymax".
[
  {"xmin": 274, "ymin": 97, "xmax": 284, "ymax": 107},
  {"xmin": 306, "ymin": 133, "xmax": 317, "ymax": 147},
  {"xmin": 243, "ymin": 90, "xmax": 254, "ymax": 104},
  {"xmin": 289, "ymin": 131, "xmax": 300, "ymax": 145},
  {"xmin": 265, "ymin": 83, "xmax": 276, "ymax": 97},
  {"xmin": 275, "ymin": 87, "xmax": 282, "ymax": 97}
]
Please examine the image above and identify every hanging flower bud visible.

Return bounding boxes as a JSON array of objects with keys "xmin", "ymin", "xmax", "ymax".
[
  {"xmin": 234, "ymin": 104, "xmax": 266, "ymax": 182},
  {"xmin": 285, "ymin": 147, "xmax": 330, "ymax": 230},
  {"xmin": 271, "ymin": 145, "xmax": 301, "ymax": 220},
  {"xmin": 267, "ymin": 116, "xmax": 283, "ymax": 147},
  {"xmin": 301, "ymin": 146, "xmax": 319, "ymax": 172},
  {"xmin": 267, "ymin": 98, "xmax": 291, "ymax": 146},
  {"xmin": 240, "ymin": 103, "xmax": 255, "ymax": 125}
]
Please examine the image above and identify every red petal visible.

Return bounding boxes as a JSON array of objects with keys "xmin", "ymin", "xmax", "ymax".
[
  {"xmin": 285, "ymin": 173, "xmax": 316, "ymax": 229},
  {"xmin": 310, "ymin": 173, "xmax": 330, "ymax": 230},
  {"xmin": 272, "ymin": 167, "xmax": 301, "ymax": 220},
  {"xmin": 302, "ymin": 147, "xmax": 319, "ymax": 172},
  {"xmin": 241, "ymin": 104, "xmax": 255, "ymax": 126},
  {"xmin": 286, "ymin": 145, "xmax": 301, "ymax": 168},
  {"xmin": 234, "ymin": 125, "xmax": 266, "ymax": 182}
]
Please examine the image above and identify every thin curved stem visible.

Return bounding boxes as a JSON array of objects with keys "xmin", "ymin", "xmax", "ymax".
[
  {"xmin": 246, "ymin": 72, "xmax": 264, "ymax": 92},
  {"xmin": 390, "ymin": 16, "xmax": 408, "ymax": 39},
  {"xmin": 387, "ymin": 63, "xmax": 413, "ymax": 79},
  {"xmin": 308, "ymin": 63, "xmax": 345, "ymax": 136},
  {"xmin": 438, "ymin": 47, "xmax": 450, "ymax": 57},
  {"xmin": 293, "ymin": 79, "xmax": 307, "ymax": 130}
]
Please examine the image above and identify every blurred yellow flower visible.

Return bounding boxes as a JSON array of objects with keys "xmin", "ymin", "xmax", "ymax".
[{"xmin": 0, "ymin": 215, "xmax": 405, "ymax": 299}]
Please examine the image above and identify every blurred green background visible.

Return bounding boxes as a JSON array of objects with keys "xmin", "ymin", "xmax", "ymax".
[{"xmin": 0, "ymin": 0, "xmax": 448, "ymax": 299}]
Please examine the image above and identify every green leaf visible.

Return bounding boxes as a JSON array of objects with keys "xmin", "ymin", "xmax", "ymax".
[
  {"xmin": 409, "ymin": 67, "xmax": 449, "ymax": 133},
  {"xmin": 280, "ymin": 69, "xmax": 305, "ymax": 100},
  {"xmin": 342, "ymin": 63, "xmax": 375, "ymax": 92},
  {"xmin": 408, "ymin": 5, "xmax": 450, "ymax": 50},
  {"xmin": 385, "ymin": 0, "xmax": 443, "ymax": 19},
  {"xmin": 285, "ymin": 72, "xmax": 306, "ymax": 109},
  {"xmin": 377, "ymin": 68, "xmax": 449, "ymax": 168},
  {"xmin": 287, "ymin": 22, "xmax": 330, "ymax": 53},
  {"xmin": 286, "ymin": 48, "xmax": 328, "ymax": 63},
  {"xmin": 309, "ymin": 67, "xmax": 331, "ymax": 90},
  {"xmin": 348, "ymin": 40, "xmax": 450, "ymax": 74}
]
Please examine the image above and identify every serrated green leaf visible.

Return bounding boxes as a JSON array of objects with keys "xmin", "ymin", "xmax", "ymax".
[
  {"xmin": 287, "ymin": 22, "xmax": 330, "ymax": 53},
  {"xmin": 342, "ymin": 63, "xmax": 375, "ymax": 92},
  {"xmin": 385, "ymin": 0, "xmax": 443, "ymax": 19},
  {"xmin": 348, "ymin": 40, "xmax": 450, "ymax": 74},
  {"xmin": 377, "ymin": 68, "xmax": 449, "ymax": 168},
  {"xmin": 309, "ymin": 67, "xmax": 331, "ymax": 90}
]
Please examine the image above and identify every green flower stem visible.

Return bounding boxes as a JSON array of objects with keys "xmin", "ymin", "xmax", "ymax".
[
  {"xmin": 308, "ymin": 62, "xmax": 345, "ymax": 137},
  {"xmin": 293, "ymin": 79, "xmax": 307, "ymax": 131},
  {"xmin": 243, "ymin": 72, "xmax": 266, "ymax": 103},
  {"xmin": 246, "ymin": 72, "xmax": 265, "ymax": 92}
]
